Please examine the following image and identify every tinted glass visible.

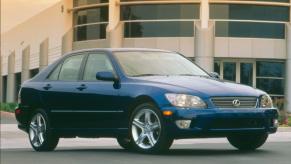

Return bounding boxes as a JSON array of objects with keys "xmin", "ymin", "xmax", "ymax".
[
  {"xmin": 214, "ymin": 61, "xmax": 221, "ymax": 75},
  {"xmin": 223, "ymin": 62, "xmax": 236, "ymax": 81},
  {"xmin": 74, "ymin": 7, "xmax": 108, "ymax": 25},
  {"xmin": 256, "ymin": 61, "xmax": 285, "ymax": 77},
  {"xmin": 73, "ymin": 0, "xmax": 108, "ymax": 7},
  {"xmin": 256, "ymin": 79, "xmax": 284, "ymax": 95},
  {"xmin": 121, "ymin": 4, "xmax": 199, "ymax": 20},
  {"xmin": 74, "ymin": 24, "xmax": 107, "ymax": 41},
  {"xmin": 83, "ymin": 53, "xmax": 114, "ymax": 80},
  {"xmin": 114, "ymin": 52, "xmax": 208, "ymax": 77},
  {"xmin": 210, "ymin": 4, "xmax": 289, "ymax": 21},
  {"xmin": 48, "ymin": 64, "xmax": 62, "ymax": 80},
  {"xmin": 215, "ymin": 21, "xmax": 285, "ymax": 39},
  {"xmin": 124, "ymin": 21, "xmax": 193, "ymax": 37},
  {"xmin": 240, "ymin": 63, "xmax": 253, "ymax": 86},
  {"xmin": 59, "ymin": 55, "xmax": 85, "ymax": 81}
]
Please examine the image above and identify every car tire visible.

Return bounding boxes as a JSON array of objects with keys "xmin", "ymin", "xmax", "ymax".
[
  {"xmin": 130, "ymin": 103, "xmax": 173, "ymax": 154},
  {"xmin": 117, "ymin": 136, "xmax": 132, "ymax": 150},
  {"xmin": 28, "ymin": 109, "xmax": 59, "ymax": 151},
  {"xmin": 227, "ymin": 133, "xmax": 268, "ymax": 151}
]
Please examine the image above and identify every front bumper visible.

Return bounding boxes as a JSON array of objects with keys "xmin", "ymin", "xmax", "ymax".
[{"xmin": 161, "ymin": 107, "xmax": 279, "ymax": 139}]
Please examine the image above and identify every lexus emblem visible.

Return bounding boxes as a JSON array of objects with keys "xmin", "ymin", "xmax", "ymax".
[{"xmin": 232, "ymin": 99, "xmax": 240, "ymax": 107}]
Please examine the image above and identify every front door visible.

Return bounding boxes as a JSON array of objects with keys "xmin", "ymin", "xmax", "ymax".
[{"xmin": 76, "ymin": 52, "xmax": 123, "ymax": 129}]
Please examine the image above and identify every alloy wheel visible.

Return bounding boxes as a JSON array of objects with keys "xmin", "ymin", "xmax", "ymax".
[
  {"xmin": 131, "ymin": 108, "xmax": 161, "ymax": 149},
  {"xmin": 29, "ymin": 113, "xmax": 47, "ymax": 147}
]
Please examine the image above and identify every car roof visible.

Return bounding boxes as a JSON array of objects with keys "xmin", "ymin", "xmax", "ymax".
[{"xmin": 64, "ymin": 48, "xmax": 173, "ymax": 56}]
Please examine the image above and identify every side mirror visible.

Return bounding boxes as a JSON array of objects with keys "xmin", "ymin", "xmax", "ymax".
[
  {"xmin": 209, "ymin": 72, "xmax": 220, "ymax": 79},
  {"xmin": 96, "ymin": 71, "xmax": 118, "ymax": 82}
]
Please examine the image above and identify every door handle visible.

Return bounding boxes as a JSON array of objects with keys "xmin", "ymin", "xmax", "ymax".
[
  {"xmin": 43, "ymin": 84, "xmax": 52, "ymax": 90},
  {"xmin": 76, "ymin": 84, "xmax": 87, "ymax": 91}
]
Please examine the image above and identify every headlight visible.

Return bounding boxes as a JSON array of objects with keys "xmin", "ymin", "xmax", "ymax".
[
  {"xmin": 260, "ymin": 94, "xmax": 273, "ymax": 108},
  {"xmin": 165, "ymin": 93, "xmax": 206, "ymax": 108}
]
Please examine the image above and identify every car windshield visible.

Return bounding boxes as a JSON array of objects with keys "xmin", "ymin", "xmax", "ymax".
[{"xmin": 114, "ymin": 51, "xmax": 209, "ymax": 77}]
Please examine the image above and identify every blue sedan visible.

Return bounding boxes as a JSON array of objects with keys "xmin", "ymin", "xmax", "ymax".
[{"xmin": 15, "ymin": 48, "xmax": 278, "ymax": 153}]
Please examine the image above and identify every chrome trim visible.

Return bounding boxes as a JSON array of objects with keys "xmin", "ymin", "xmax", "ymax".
[{"xmin": 51, "ymin": 110, "xmax": 124, "ymax": 113}]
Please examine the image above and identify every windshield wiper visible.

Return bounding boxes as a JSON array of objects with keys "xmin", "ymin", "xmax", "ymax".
[{"xmin": 131, "ymin": 74, "xmax": 165, "ymax": 77}]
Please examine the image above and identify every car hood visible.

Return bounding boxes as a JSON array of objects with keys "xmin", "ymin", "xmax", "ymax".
[{"xmin": 134, "ymin": 76, "xmax": 264, "ymax": 98}]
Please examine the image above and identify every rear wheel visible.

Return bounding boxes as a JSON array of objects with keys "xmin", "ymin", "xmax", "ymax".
[
  {"xmin": 227, "ymin": 133, "xmax": 268, "ymax": 151},
  {"xmin": 130, "ymin": 103, "xmax": 173, "ymax": 153},
  {"xmin": 28, "ymin": 109, "xmax": 59, "ymax": 151}
]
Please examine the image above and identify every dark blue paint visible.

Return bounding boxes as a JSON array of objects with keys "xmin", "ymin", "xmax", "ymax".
[{"xmin": 16, "ymin": 48, "xmax": 278, "ymax": 138}]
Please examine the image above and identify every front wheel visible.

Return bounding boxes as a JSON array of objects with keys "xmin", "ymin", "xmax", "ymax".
[
  {"xmin": 130, "ymin": 103, "xmax": 173, "ymax": 153},
  {"xmin": 227, "ymin": 133, "xmax": 268, "ymax": 151},
  {"xmin": 28, "ymin": 109, "xmax": 59, "ymax": 151}
]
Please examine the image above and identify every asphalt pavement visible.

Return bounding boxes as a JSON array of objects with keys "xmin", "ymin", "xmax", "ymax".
[{"xmin": 1, "ymin": 111, "xmax": 291, "ymax": 164}]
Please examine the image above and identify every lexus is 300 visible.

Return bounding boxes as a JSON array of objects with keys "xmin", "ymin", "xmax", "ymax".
[{"xmin": 15, "ymin": 48, "xmax": 278, "ymax": 153}]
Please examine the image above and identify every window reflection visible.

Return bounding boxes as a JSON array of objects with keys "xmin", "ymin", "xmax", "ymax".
[
  {"xmin": 240, "ymin": 63, "xmax": 253, "ymax": 86},
  {"xmin": 216, "ymin": 21, "xmax": 285, "ymax": 39},
  {"xmin": 223, "ymin": 62, "xmax": 236, "ymax": 82},
  {"xmin": 121, "ymin": 4, "xmax": 200, "ymax": 20},
  {"xmin": 210, "ymin": 4, "xmax": 289, "ymax": 21},
  {"xmin": 124, "ymin": 21, "xmax": 193, "ymax": 38}
]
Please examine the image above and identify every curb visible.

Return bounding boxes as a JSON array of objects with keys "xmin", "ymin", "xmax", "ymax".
[
  {"xmin": 0, "ymin": 111, "xmax": 14, "ymax": 117},
  {"xmin": 278, "ymin": 127, "xmax": 291, "ymax": 132}
]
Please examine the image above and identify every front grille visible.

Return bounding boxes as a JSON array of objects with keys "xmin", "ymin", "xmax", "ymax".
[
  {"xmin": 211, "ymin": 118, "xmax": 265, "ymax": 129},
  {"xmin": 211, "ymin": 97, "xmax": 258, "ymax": 109}
]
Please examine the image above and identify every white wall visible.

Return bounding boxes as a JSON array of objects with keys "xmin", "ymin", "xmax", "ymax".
[{"xmin": 1, "ymin": 0, "xmax": 72, "ymax": 75}]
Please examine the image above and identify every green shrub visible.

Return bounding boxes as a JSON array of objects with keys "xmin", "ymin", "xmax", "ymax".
[{"xmin": 0, "ymin": 103, "xmax": 18, "ymax": 113}]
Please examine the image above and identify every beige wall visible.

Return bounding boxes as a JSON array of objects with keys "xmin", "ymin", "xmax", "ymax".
[
  {"xmin": 215, "ymin": 37, "xmax": 287, "ymax": 59},
  {"xmin": 1, "ymin": 0, "xmax": 72, "ymax": 75}
]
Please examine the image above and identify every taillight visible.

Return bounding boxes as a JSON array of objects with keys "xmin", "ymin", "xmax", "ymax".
[{"xmin": 15, "ymin": 108, "xmax": 21, "ymax": 115}]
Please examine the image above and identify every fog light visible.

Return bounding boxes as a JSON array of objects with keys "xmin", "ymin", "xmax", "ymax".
[
  {"xmin": 273, "ymin": 119, "xmax": 279, "ymax": 127},
  {"xmin": 176, "ymin": 120, "xmax": 191, "ymax": 129}
]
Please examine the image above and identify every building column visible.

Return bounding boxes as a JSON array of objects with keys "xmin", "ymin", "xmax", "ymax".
[
  {"xmin": 0, "ymin": 55, "xmax": 3, "ymax": 103},
  {"xmin": 22, "ymin": 46, "xmax": 30, "ymax": 83},
  {"xmin": 39, "ymin": 38, "xmax": 49, "ymax": 71},
  {"xmin": 194, "ymin": 21, "xmax": 215, "ymax": 73},
  {"xmin": 285, "ymin": 24, "xmax": 291, "ymax": 113},
  {"xmin": 62, "ymin": 0, "xmax": 73, "ymax": 55},
  {"xmin": 7, "ymin": 52, "xmax": 15, "ymax": 103},
  {"xmin": 107, "ymin": 0, "xmax": 123, "ymax": 48}
]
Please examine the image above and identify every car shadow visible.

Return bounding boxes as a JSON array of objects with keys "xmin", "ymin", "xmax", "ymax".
[{"xmin": 51, "ymin": 147, "xmax": 274, "ymax": 157}]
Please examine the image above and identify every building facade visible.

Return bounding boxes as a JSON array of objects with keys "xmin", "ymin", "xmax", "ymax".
[{"xmin": 1, "ymin": 0, "xmax": 291, "ymax": 113}]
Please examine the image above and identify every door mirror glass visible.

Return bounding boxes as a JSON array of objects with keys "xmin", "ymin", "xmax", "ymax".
[
  {"xmin": 209, "ymin": 72, "xmax": 220, "ymax": 79},
  {"xmin": 96, "ymin": 71, "xmax": 118, "ymax": 82}
]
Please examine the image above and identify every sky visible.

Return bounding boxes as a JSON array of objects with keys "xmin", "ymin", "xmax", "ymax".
[{"xmin": 1, "ymin": 0, "xmax": 60, "ymax": 34}]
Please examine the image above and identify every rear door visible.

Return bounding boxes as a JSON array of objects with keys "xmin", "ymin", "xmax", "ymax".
[
  {"xmin": 42, "ymin": 53, "xmax": 86, "ymax": 128},
  {"xmin": 76, "ymin": 52, "xmax": 123, "ymax": 129}
]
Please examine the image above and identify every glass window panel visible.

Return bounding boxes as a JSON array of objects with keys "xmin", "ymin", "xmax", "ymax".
[
  {"xmin": 121, "ymin": 4, "xmax": 200, "ymax": 20},
  {"xmin": 83, "ymin": 53, "xmax": 114, "ymax": 81},
  {"xmin": 256, "ymin": 79, "xmax": 284, "ymax": 95},
  {"xmin": 214, "ymin": 61, "xmax": 221, "ymax": 75},
  {"xmin": 48, "ymin": 64, "xmax": 62, "ymax": 80},
  {"xmin": 210, "ymin": 4, "xmax": 289, "ymax": 21},
  {"xmin": 74, "ymin": 0, "xmax": 108, "ymax": 7},
  {"xmin": 59, "ymin": 55, "xmax": 85, "ymax": 81},
  {"xmin": 223, "ymin": 62, "xmax": 236, "ymax": 81},
  {"xmin": 124, "ymin": 21, "xmax": 193, "ymax": 37},
  {"xmin": 74, "ymin": 24, "xmax": 107, "ymax": 41},
  {"xmin": 215, "ymin": 21, "xmax": 285, "ymax": 39},
  {"xmin": 240, "ymin": 63, "xmax": 253, "ymax": 86},
  {"xmin": 256, "ymin": 61, "xmax": 285, "ymax": 77},
  {"xmin": 74, "ymin": 7, "xmax": 108, "ymax": 25}
]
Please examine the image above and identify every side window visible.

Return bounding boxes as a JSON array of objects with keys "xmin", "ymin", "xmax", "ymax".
[
  {"xmin": 59, "ymin": 55, "xmax": 85, "ymax": 81},
  {"xmin": 83, "ymin": 53, "xmax": 114, "ymax": 81},
  {"xmin": 48, "ymin": 63, "xmax": 62, "ymax": 80}
]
